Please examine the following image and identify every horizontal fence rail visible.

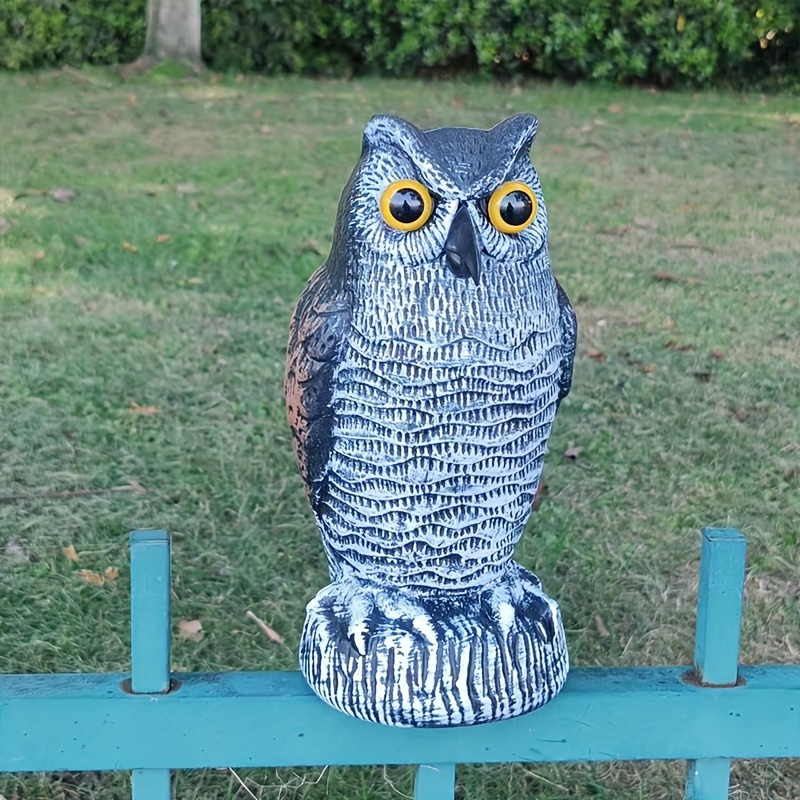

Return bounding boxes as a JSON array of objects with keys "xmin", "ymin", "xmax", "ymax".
[
  {"xmin": 1, "ymin": 666, "xmax": 800, "ymax": 769},
  {"xmin": 0, "ymin": 528, "xmax": 798, "ymax": 800}
]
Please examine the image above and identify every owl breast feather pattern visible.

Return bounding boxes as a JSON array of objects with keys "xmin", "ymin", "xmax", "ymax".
[
  {"xmin": 324, "ymin": 257, "xmax": 563, "ymax": 589},
  {"xmin": 285, "ymin": 113, "xmax": 576, "ymax": 727}
]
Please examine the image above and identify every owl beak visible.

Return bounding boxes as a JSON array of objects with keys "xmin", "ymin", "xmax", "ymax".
[{"xmin": 444, "ymin": 204, "xmax": 481, "ymax": 286}]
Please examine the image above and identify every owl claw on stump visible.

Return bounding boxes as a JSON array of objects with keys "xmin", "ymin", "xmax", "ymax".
[
  {"xmin": 347, "ymin": 627, "xmax": 370, "ymax": 657},
  {"xmin": 287, "ymin": 114, "xmax": 577, "ymax": 727},
  {"xmin": 301, "ymin": 565, "xmax": 567, "ymax": 727}
]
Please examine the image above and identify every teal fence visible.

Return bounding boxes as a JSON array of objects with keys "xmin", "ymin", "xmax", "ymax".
[{"xmin": 1, "ymin": 527, "xmax": 798, "ymax": 799}]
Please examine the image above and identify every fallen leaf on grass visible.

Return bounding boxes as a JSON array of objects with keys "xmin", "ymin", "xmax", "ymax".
[
  {"xmin": 654, "ymin": 271, "xmax": 680, "ymax": 283},
  {"xmin": 74, "ymin": 235, "xmax": 87, "ymax": 247},
  {"xmin": 187, "ymin": 277, "xmax": 204, "ymax": 285},
  {"xmin": 551, "ymin": 145, "xmax": 566, "ymax": 154},
  {"xmin": 653, "ymin": 270, "xmax": 705, "ymax": 285},
  {"xmin": 178, "ymin": 619, "xmax": 205, "ymax": 642},
  {"xmin": 155, "ymin": 234, "xmax": 170, "ymax": 243},
  {"xmin": 32, "ymin": 250, "xmax": 46, "ymax": 260},
  {"xmin": 600, "ymin": 225, "xmax": 630, "ymax": 237},
  {"xmin": 678, "ymin": 204, "xmax": 695, "ymax": 213},
  {"xmin": 299, "ymin": 238, "xmax": 325, "ymax": 256},
  {"xmin": 595, "ymin": 614, "xmax": 610, "ymax": 638},
  {"xmin": 607, "ymin": 104, "xmax": 622, "ymax": 113},
  {"xmin": 585, "ymin": 348, "xmax": 606, "ymax": 362},
  {"xmin": 246, "ymin": 610, "xmax": 285, "ymax": 644},
  {"xmin": 50, "ymin": 187, "xmax": 76, "ymax": 203},
  {"xmin": 563, "ymin": 443, "xmax": 583, "ymax": 460},
  {"xmin": 104, "ymin": 566, "xmax": 119, "ymax": 581},
  {"xmin": 77, "ymin": 569, "xmax": 105, "ymax": 586},
  {"xmin": 122, "ymin": 241, "xmax": 138, "ymax": 253},
  {"xmin": 665, "ymin": 340, "xmax": 694, "ymax": 352},
  {"xmin": 62, "ymin": 544, "xmax": 80, "ymax": 563},
  {"xmin": 129, "ymin": 401, "xmax": 160, "ymax": 415},
  {"xmin": 663, "ymin": 317, "xmax": 676, "ymax": 330}
]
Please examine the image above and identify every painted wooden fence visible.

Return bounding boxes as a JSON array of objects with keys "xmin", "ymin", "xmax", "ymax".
[{"xmin": 1, "ymin": 527, "xmax": 798, "ymax": 799}]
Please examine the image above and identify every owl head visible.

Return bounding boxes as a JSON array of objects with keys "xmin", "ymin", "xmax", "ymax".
[{"xmin": 333, "ymin": 114, "xmax": 548, "ymax": 287}]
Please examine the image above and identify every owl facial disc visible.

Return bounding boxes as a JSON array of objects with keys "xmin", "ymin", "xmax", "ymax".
[{"xmin": 444, "ymin": 204, "xmax": 481, "ymax": 286}]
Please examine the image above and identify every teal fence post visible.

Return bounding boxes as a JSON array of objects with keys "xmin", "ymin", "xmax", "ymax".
[
  {"xmin": 130, "ymin": 530, "xmax": 173, "ymax": 800},
  {"xmin": 685, "ymin": 527, "xmax": 747, "ymax": 800},
  {"xmin": 415, "ymin": 763, "xmax": 456, "ymax": 800}
]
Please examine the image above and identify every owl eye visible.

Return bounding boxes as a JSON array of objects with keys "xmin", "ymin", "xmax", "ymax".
[
  {"xmin": 487, "ymin": 181, "xmax": 538, "ymax": 234},
  {"xmin": 380, "ymin": 180, "xmax": 434, "ymax": 232}
]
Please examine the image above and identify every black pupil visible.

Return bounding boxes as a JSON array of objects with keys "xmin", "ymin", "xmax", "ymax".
[
  {"xmin": 499, "ymin": 190, "xmax": 533, "ymax": 227},
  {"xmin": 389, "ymin": 187, "xmax": 425, "ymax": 224}
]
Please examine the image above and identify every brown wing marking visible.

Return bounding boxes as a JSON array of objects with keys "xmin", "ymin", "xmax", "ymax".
[{"xmin": 285, "ymin": 264, "xmax": 350, "ymax": 504}]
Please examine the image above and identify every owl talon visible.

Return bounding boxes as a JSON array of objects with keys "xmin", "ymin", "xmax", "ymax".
[
  {"xmin": 347, "ymin": 628, "xmax": 370, "ymax": 656},
  {"xmin": 483, "ymin": 570, "xmax": 557, "ymax": 642},
  {"xmin": 534, "ymin": 618, "xmax": 552, "ymax": 642},
  {"xmin": 529, "ymin": 593, "xmax": 556, "ymax": 642},
  {"xmin": 303, "ymin": 565, "xmax": 567, "ymax": 726}
]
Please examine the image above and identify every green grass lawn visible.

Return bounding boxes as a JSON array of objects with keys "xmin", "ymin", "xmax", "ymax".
[{"xmin": 0, "ymin": 68, "xmax": 798, "ymax": 799}]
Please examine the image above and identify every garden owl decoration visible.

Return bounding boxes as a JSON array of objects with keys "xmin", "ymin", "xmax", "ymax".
[{"xmin": 285, "ymin": 113, "xmax": 576, "ymax": 727}]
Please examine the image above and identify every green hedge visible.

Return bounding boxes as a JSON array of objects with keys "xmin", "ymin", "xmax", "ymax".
[
  {"xmin": 327, "ymin": 0, "xmax": 798, "ymax": 86},
  {"xmin": 1, "ymin": 0, "xmax": 798, "ymax": 88},
  {"xmin": 0, "ymin": 0, "xmax": 145, "ymax": 69}
]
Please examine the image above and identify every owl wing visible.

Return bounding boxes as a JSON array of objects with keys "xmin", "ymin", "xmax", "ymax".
[
  {"xmin": 285, "ymin": 259, "xmax": 351, "ymax": 509},
  {"xmin": 555, "ymin": 279, "xmax": 577, "ymax": 406}
]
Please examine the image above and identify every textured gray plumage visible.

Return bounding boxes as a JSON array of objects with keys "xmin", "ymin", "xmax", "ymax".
[{"xmin": 286, "ymin": 113, "xmax": 576, "ymax": 727}]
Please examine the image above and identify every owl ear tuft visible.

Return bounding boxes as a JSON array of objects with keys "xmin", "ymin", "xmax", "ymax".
[
  {"xmin": 490, "ymin": 113, "xmax": 539, "ymax": 161},
  {"xmin": 362, "ymin": 115, "xmax": 425, "ymax": 155}
]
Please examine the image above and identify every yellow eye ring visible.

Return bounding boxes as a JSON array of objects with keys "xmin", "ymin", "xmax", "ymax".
[
  {"xmin": 487, "ymin": 181, "xmax": 538, "ymax": 234},
  {"xmin": 379, "ymin": 180, "xmax": 434, "ymax": 232}
]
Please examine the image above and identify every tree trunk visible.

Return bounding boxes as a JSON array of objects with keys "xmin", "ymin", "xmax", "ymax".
[{"xmin": 142, "ymin": 0, "xmax": 201, "ymax": 66}]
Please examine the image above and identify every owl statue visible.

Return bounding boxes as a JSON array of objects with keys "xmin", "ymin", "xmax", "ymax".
[{"xmin": 285, "ymin": 113, "xmax": 576, "ymax": 728}]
